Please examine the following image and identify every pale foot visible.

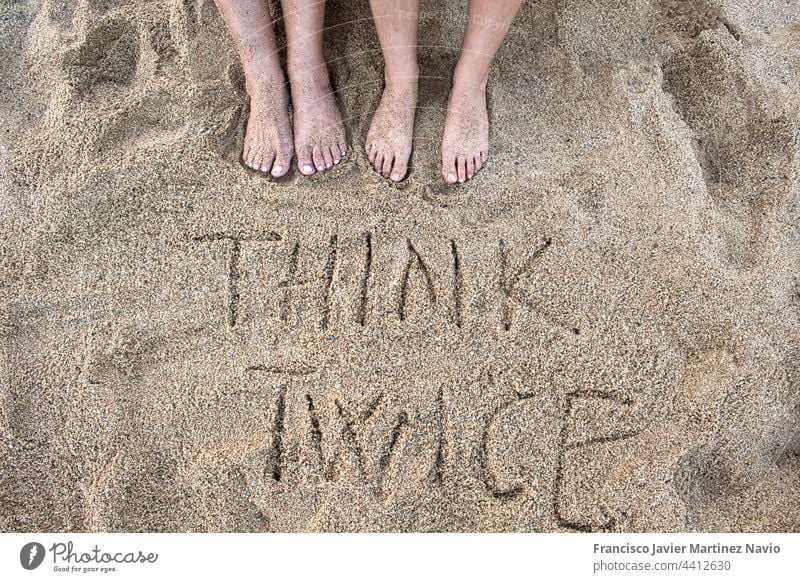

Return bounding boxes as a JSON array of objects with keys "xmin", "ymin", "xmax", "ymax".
[
  {"xmin": 441, "ymin": 74, "xmax": 489, "ymax": 184},
  {"xmin": 365, "ymin": 77, "xmax": 418, "ymax": 182},
  {"xmin": 289, "ymin": 70, "xmax": 347, "ymax": 176},
  {"xmin": 242, "ymin": 73, "xmax": 294, "ymax": 178}
]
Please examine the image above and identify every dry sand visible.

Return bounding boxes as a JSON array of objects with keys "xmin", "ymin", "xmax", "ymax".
[{"xmin": 1, "ymin": 0, "xmax": 799, "ymax": 532}]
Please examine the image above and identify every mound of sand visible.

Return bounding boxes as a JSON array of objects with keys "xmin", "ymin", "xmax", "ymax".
[{"xmin": 1, "ymin": 0, "xmax": 798, "ymax": 532}]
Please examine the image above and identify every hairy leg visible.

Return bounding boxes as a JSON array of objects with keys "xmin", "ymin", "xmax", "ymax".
[
  {"xmin": 281, "ymin": 0, "xmax": 347, "ymax": 175},
  {"xmin": 365, "ymin": 0, "xmax": 419, "ymax": 182},
  {"xmin": 442, "ymin": 0, "xmax": 523, "ymax": 183},
  {"xmin": 214, "ymin": 0, "xmax": 294, "ymax": 177}
]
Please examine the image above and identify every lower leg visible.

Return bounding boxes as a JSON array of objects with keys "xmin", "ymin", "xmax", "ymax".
[
  {"xmin": 442, "ymin": 0, "xmax": 523, "ymax": 183},
  {"xmin": 214, "ymin": 0, "xmax": 293, "ymax": 176},
  {"xmin": 456, "ymin": 0, "xmax": 522, "ymax": 91},
  {"xmin": 281, "ymin": 0, "xmax": 347, "ymax": 175},
  {"xmin": 365, "ymin": 0, "xmax": 420, "ymax": 182}
]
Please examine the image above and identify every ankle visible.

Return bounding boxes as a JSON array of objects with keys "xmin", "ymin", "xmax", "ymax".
[
  {"xmin": 286, "ymin": 59, "xmax": 332, "ymax": 93},
  {"xmin": 451, "ymin": 66, "xmax": 488, "ymax": 95},
  {"xmin": 384, "ymin": 68, "xmax": 419, "ymax": 93},
  {"xmin": 245, "ymin": 68, "xmax": 288, "ymax": 103}
]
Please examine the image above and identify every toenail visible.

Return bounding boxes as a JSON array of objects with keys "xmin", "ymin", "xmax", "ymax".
[
  {"xmin": 391, "ymin": 173, "xmax": 401, "ymax": 181},
  {"xmin": 303, "ymin": 165, "xmax": 314, "ymax": 174},
  {"xmin": 447, "ymin": 174, "xmax": 457, "ymax": 183},
  {"xmin": 317, "ymin": 165, "xmax": 324, "ymax": 171},
  {"xmin": 273, "ymin": 165, "xmax": 283, "ymax": 174},
  {"xmin": 334, "ymin": 160, "xmax": 340, "ymax": 165}
]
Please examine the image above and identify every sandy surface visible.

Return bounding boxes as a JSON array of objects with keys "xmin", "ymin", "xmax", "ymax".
[{"xmin": 1, "ymin": 0, "xmax": 799, "ymax": 532}]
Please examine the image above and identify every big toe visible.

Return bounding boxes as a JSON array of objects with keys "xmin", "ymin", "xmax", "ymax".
[
  {"xmin": 442, "ymin": 154, "xmax": 458, "ymax": 184},
  {"xmin": 271, "ymin": 145, "xmax": 293, "ymax": 178},
  {"xmin": 390, "ymin": 150, "xmax": 410, "ymax": 182},
  {"xmin": 297, "ymin": 146, "xmax": 315, "ymax": 175}
]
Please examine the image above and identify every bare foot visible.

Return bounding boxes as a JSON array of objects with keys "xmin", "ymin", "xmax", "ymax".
[
  {"xmin": 289, "ymin": 70, "xmax": 347, "ymax": 176},
  {"xmin": 365, "ymin": 77, "xmax": 418, "ymax": 182},
  {"xmin": 242, "ymin": 70, "xmax": 295, "ymax": 178},
  {"xmin": 441, "ymin": 74, "xmax": 489, "ymax": 184}
]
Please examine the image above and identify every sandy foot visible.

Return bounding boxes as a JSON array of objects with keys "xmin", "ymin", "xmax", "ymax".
[
  {"xmin": 290, "ymin": 72, "xmax": 347, "ymax": 176},
  {"xmin": 366, "ymin": 79, "xmax": 418, "ymax": 182},
  {"xmin": 441, "ymin": 76, "xmax": 489, "ymax": 184},
  {"xmin": 242, "ymin": 74, "xmax": 295, "ymax": 178}
]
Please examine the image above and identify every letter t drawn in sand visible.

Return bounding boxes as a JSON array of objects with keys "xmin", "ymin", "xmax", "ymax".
[
  {"xmin": 192, "ymin": 231, "xmax": 283, "ymax": 329},
  {"xmin": 245, "ymin": 363, "xmax": 319, "ymax": 483}
]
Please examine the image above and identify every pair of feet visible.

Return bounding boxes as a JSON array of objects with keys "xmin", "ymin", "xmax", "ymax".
[
  {"xmin": 366, "ymin": 73, "xmax": 489, "ymax": 184},
  {"xmin": 241, "ymin": 67, "xmax": 488, "ymax": 184},
  {"xmin": 242, "ymin": 64, "xmax": 348, "ymax": 178}
]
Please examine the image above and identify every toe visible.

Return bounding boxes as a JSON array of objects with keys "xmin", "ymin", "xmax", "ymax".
[
  {"xmin": 247, "ymin": 147, "xmax": 260, "ymax": 170},
  {"xmin": 474, "ymin": 154, "xmax": 485, "ymax": 175},
  {"xmin": 297, "ymin": 146, "xmax": 315, "ymax": 175},
  {"xmin": 443, "ymin": 155, "xmax": 458, "ymax": 184},
  {"xmin": 259, "ymin": 151, "xmax": 276, "ymax": 174},
  {"xmin": 251, "ymin": 148, "xmax": 265, "ymax": 171},
  {"xmin": 457, "ymin": 157, "xmax": 467, "ymax": 183},
  {"xmin": 330, "ymin": 146, "xmax": 341, "ymax": 165},
  {"xmin": 312, "ymin": 146, "xmax": 326, "ymax": 173},
  {"xmin": 466, "ymin": 156, "xmax": 476, "ymax": 180},
  {"xmin": 338, "ymin": 141, "xmax": 348, "ymax": 158},
  {"xmin": 374, "ymin": 150, "xmax": 385, "ymax": 175},
  {"xmin": 368, "ymin": 143, "xmax": 377, "ymax": 165},
  {"xmin": 381, "ymin": 153, "xmax": 394, "ymax": 178},
  {"xmin": 321, "ymin": 147, "xmax": 333, "ymax": 169},
  {"xmin": 272, "ymin": 147, "xmax": 292, "ymax": 178},
  {"xmin": 390, "ymin": 154, "xmax": 409, "ymax": 182}
]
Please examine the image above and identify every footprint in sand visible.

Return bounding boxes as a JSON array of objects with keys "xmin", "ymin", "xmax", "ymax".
[
  {"xmin": 663, "ymin": 27, "xmax": 797, "ymax": 270},
  {"xmin": 61, "ymin": 17, "xmax": 139, "ymax": 95}
]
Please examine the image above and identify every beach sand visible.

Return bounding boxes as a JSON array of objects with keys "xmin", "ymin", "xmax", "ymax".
[{"xmin": 1, "ymin": 0, "xmax": 799, "ymax": 532}]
